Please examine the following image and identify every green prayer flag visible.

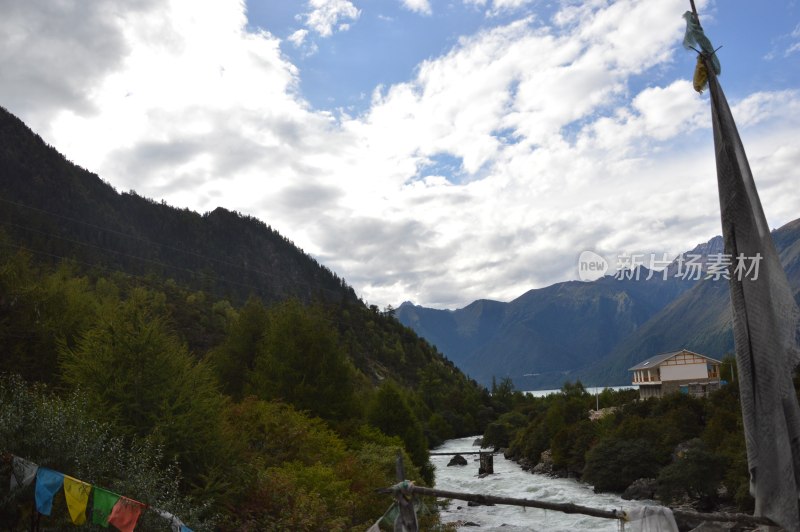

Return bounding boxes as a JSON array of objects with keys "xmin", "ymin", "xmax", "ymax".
[{"xmin": 92, "ymin": 486, "xmax": 121, "ymax": 527}]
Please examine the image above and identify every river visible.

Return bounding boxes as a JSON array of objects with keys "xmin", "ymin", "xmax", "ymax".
[{"xmin": 432, "ymin": 436, "xmax": 654, "ymax": 531}]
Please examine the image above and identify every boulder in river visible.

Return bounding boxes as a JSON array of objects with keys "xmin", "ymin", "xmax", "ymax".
[
  {"xmin": 532, "ymin": 449, "xmax": 554, "ymax": 475},
  {"xmin": 467, "ymin": 500, "xmax": 494, "ymax": 507},
  {"xmin": 622, "ymin": 478, "xmax": 657, "ymax": 500},
  {"xmin": 448, "ymin": 454, "xmax": 468, "ymax": 466}
]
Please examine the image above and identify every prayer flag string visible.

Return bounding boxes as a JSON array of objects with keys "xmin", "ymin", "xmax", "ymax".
[{"xmin": 3, "ymin": 452, "xmax": 193, "ymax": 531}]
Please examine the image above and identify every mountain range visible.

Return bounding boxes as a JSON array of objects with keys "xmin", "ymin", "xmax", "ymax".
[
  {"xmin": 4, "ymin": 102, "xmax": 799, "ymax": 393},
  {"xmin": 0, "ymin": 104, "xmax": 482, "ymax": 398},
  {"xmin": 0, "ymin": 105, "xmax": 356, "ymax": 308},
  {"xmin": 397, "ymin": 220, "xmax": 800, "ymax": 389}
]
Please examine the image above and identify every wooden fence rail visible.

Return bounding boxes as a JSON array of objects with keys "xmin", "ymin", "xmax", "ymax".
[
  {"xmin": 428, "ymin": 451, "xmax": 489, "ymax": 456},
  {"xmin": 377, "ymin": 483, "xmax": 780, "ymax": 530}
]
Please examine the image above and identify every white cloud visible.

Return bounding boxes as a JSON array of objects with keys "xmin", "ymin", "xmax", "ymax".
[
  {"xmin": 304, "ymin": 0, "xmax": 361, "ymax": 37},
  {"xmin": 772, "ymin": 22, "xmax": 800, "ymax": 57},
  {"xmin": 463, "ymin": 0, "xmax": 533, "ymax": 15},
  {"xmin": 401, "ymin": 0, "xmax": 433, "ymax": 15},
  {"xmin": 493, "ymin": 0, "xmax": 533, "ymax": 8},
  {"xmin": 577, "ymin": 80, "xmax": 706, "ymax": 149},
  {"xmin": 730, "ymin": 90, "xmax": 800, "ymax": 128},
  {"xmin": 288, "ymin": 28, "xmax": 309, "ymax": 46},
  {"xmin": 287, "ymin": 28, "xmax": 319, "ymax": 56},
  {"xmin": 0, "ymin": 0, "xmax": 158, "ymax": 133},
  {"xmin": 32, "ymin": 0, "xmax": 339, "ymax": 220},
  {"xmin": 1, "ymin": 0, "xmax": 798, "ymax": 309}
]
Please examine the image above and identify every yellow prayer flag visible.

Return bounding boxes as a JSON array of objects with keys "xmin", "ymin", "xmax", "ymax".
[
  {"xmin": 693, "ymin": 55, "xmax": 708, "ymax": 93},
  {"xmin": 63, "ymin": 475, "xmax": 92, "ymax": 525}
]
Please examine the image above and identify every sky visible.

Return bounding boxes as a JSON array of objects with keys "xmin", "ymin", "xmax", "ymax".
[{"xmin": 1, "ymin": 0, "xmax": 799, "ymax": 309}]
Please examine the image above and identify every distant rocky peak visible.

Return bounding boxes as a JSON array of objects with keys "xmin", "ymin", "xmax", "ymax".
[
  {"xmin": 684, "ymin": 235, "xmax": 725, "ymax": 257},
  {"xmin": 664, "ymin": 235, "xmax": 725, "ymax": 278}
]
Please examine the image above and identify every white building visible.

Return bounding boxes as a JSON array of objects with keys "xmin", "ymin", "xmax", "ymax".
[{"xmin": 629, "ymin": 349, "xmax": 722, "ymax": 399}]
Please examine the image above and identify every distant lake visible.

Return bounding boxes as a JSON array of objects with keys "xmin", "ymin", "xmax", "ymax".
[{"xmin": 524, "ymin": 385, "xmax": 638, "ymax": 397}]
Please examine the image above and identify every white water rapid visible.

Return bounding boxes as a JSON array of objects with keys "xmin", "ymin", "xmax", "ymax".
[{"xmin": 432, "ymin": 436, "xmax": 655, "ymax": 531}]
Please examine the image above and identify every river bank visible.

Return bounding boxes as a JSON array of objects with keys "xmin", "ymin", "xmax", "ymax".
[{"xmin": 431, "ymin": 436, "xmax": 653, "ymax": 531}]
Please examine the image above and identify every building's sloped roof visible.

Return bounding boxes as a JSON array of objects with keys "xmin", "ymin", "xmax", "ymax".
[{"xmin": 628, "ymin": 349, "xmax": 721, "ymax": 371}]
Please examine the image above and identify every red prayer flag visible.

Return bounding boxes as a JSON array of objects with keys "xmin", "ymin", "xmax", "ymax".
[{"xmin": 107, "ymin": 496, "xmax": 146, "ymax": 532}]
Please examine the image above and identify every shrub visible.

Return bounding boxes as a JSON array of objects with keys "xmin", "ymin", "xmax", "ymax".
[
  {"xmin": 0, "ymin": 374, "xmax": 212, "ymax": 530},
  {"xmin": 551, "ymin": 419, "xmax": 597, "ymax": 475},
  {"xmin": 583, "ymin": 438, "xmax": 662, "ymax": 492},
  {"xmin": 657, "ymin": 439, "xmax": 725, "ymax": 510}
]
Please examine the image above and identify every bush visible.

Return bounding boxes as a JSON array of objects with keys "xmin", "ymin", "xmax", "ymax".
[
  {"xmin": 59, "ymin": 290, "xmax": 231, "ymax": 487},
  {"xmin": 250, "ymin": 300, "xmax": 360, "ymax": 423},
  {"xmin": 483, "ymin": 411, "xmax": 528, "ymax": 449},
  {"xmin": 551, "ymin": 419, "xmax": 597, "ymax": 475},
  {"xmin": 583, "ymin": 438, "xmax": 662, "ymax": 492},
  {"xmin": 657, "ymin": 439, "xmax": 725, "ymax": 510},
  {"xmin": 0, "ymin": 374, "xmax": 212, "ymax": 530},
  {"xmin": 367, "ymin": 381, "xmax": 431, "ymax": 483},
  {"xmin": 240, "ymin": 463, "xmax": 351, "ymax": 531}
]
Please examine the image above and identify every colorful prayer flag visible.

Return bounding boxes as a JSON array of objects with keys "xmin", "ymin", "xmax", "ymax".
[
  {"xmin": 9, "ymin": 455, "xmax": 190, "ymax": 531},
  {"xmin": 34, "ymin": 468, "xmax": 64, "ymax": 516},
  {"xmin": 9, "ymin": 456, "xmax": 38, "ymax": 491},
  {"xmin": 63, "ymin": 475, "xmax": 92, "ymax": 525},
  {"xmin": 108, "ymin": 496, "xmax": 146, "ymax": 532},
  {"xmin": 92, "ymin": 486, "xmax": 121, "ymax": 527},
  {"xmin": 154, "ymin": 507, "xmax": 189, "ymax": 532}
]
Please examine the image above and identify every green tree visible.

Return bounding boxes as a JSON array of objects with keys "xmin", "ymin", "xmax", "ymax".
[
  {"xmin": 0, "ymin": 253, "xmax": 96, "ymax": 383},
  {"xmin": 583, "ymin": 438, "xmax": 662, "ymax": 492},
  {"xmin": 367, "ymin": 381, "xmax": 431, "ymax": 483},
  {"xmin": 491, "ymin": 377, "xmax": 516, "ymax": 412},
  {"xmin": 207, "ymin": 296, "xmax": 268, "ymax": 400},
  {"xmin": 552, "ymin": 419, "xmax": 597, "ymax": 475},
  {"xmin": 226, "ymin": 397, "xmax": 347, "ymax": 469},
  {"xmin": 59, "ymin": 289, "xmax": 230, "ymax": 486},
  {"xmin": 483, "ymin": 411, "xmax": 528, "ymax": 449},
  {"xmin": 656, "ymin": 439, "xmax": 725, "ymax": 510},
  {"xmin": 251, "ymin": 299, "xmax": 359, "ymax": 423},
  {"xmin": 702, "ymin": 380, "xmax": 753, "ymax": 511}
]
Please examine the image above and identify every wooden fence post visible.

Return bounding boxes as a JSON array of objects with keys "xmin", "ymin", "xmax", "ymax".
[
  {"xmin": 393, "ymin": 452, "xmax": 418, "ymax": 532},
  {"xmin": 479, "ymin": 451, "xmax": 494, "ymax": 475}
]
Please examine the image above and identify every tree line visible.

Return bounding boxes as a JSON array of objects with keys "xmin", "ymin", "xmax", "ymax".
[
  {"xmin": 481, "ymin": 369, "xmax": 777, "ymax": 513},
  {"xmin": 0, "ymin": 239, "xmax": 504, "ymax": 530}
]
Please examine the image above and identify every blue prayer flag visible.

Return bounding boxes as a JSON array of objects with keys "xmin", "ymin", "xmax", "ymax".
[{"xmin": 34, "ymin": 468, "xmax": 64, "ymax": 516}]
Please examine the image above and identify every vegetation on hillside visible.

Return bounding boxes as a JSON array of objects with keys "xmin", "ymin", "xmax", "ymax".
[
  {"xmin": 0, "ymin": 243, "xmax": 500, "ymax": 530},
  {"xmin": 482, "ymin": 368, "xmax": 774, "ymax": 513},
  {"xmin": 0, "ymin": 105, "xmax": 356, "ymax": 308},
  {"xmin": 0, "ymin": 106, "xmax": 510, "ymax": 529}
]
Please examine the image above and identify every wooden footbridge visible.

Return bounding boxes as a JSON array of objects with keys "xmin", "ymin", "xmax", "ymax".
[{"xmin": 429, "ymin": 450, "xmax": 494, "ymax": 474}]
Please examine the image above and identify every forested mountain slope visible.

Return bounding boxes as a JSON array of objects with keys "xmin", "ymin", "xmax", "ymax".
[
  {"xmin": 0, "ymin": 106, "xmax": 353, "ymax": 306},
  {"xmin": 399, "ymin": 221, "xmax": 800, "ymax": 389},
  {"xmin": 0, "ymin": 105, "xmax": 500, "ymax": 530}
]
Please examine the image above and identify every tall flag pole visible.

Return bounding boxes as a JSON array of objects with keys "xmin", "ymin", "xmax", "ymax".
[{"xmin": 685, "ymin": 6, "xmax": 800, "ymax": 530}]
